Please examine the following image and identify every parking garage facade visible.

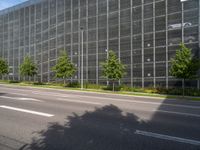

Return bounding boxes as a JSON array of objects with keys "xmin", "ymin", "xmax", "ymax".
[{"xmin": 0, "ymin": 0, "xmax": 199, "ymax": 88}]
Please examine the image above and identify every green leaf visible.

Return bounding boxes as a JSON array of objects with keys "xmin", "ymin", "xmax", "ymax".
[
  {"xmin": 0, "ymin": 58, "xmax": 9, "ymax": 76},
  {"xmin": 52, "ymin": 51, "xmax": 76, "ymax": 81},
  {"xmin": 170, "ymin": 43, "xmax": 200, "ymax": 80},
  {"xmin": 101, "ymin": 50, "xmax": 126, "ymax": 81},
  {"xmin": 20, "ymin": 56, "xmax": 37, "ymax": 77}
]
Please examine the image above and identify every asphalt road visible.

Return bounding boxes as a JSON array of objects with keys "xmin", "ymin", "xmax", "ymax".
[{"xmin": 0, "ymin": 84, "xmax": 200, "ymax": 150}]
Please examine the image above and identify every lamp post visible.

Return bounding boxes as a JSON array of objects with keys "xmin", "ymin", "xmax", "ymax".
[
  {"xmin": 105, "ymin": 49, "xmax": 109, "ymax": 86},
  {"xmin": 80, "ymin": 27, "xmax": 84, "ymax": 90}
]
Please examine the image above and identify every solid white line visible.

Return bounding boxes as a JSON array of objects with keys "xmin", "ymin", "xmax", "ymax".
[
  {"xmin": 135, "ymin": 130, "xmax": 200, "ymax": 146},
  {"xmin": 33, "ymin": 92, "xmax": 200, "ymax": 109},
  {"xmin": 56, "ymin": 98, "xmax": 102, "ymax": 105},
  {"xmin": 0, "ymin": 96, "xmax": 43, "ymax": 102},
  {"xmin": 157, "ymin": 110, "xmax": 200, "ymax": 118},
  {"xmin": 0, "ymin": 105, "xmax": 54, "ymax": 117}
]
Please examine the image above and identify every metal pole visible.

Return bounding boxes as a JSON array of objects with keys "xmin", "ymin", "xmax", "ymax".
[
  {"xmin": 106, "ymin": 49, "xmax": 109, "ymax": 86},
  {"xmin": 81, "ymin": 28, "xmax": 84, "ymax": 90}
]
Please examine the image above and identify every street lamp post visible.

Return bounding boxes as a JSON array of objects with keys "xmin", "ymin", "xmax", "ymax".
[
  {"xmin": 80, "ymin": 27, "xmax": 84, "ymax": 90},
  {"xmin": 105, "ymin": 49, "xmax": 109, "ymax": 86}
]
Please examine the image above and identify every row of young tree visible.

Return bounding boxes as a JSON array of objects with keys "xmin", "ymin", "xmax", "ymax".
[
  {"xmin": 0, "ymin": 43, "xmax": 199, "ymax": 94},
  {"xmin": 0, "ymin": 50, "xmax": 125, "ymax": 91}
]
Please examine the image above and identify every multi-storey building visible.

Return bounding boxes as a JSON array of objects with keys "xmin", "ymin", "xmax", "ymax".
[{"xmin": 0, "ymin": 0, "xmax": 199, "ymax": 88}]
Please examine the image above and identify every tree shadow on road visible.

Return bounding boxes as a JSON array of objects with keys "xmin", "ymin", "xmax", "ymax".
[
  {"xmin": 24, "ymin": 105, "xmax": 145, "ymax": 150},
  {"xmin": 0, "ymin": 93, "xmax": 6, "ymax": 96},
  {"xmin": 22, "ymin": 104, "xmax": 200, "ymax": 150}
]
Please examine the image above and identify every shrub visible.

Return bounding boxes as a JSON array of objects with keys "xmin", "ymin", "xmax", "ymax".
[
  {"xmin": 84, "ymin": 83, "xmax": 102, "ymax": 89},
  {"xmin": 67, "ymin": 82, "xmax": 80, "ymax": 88},
  {"xmin": 8, "ymin": 80, "xmax": 20, "ymax": 84},
  {"xmin": 33, "ymin": 82, "xmax": 45, "ymax": 85},
  {"xmin": 103, "ymin": 85, "xmax": 122, "ymax": 91}
]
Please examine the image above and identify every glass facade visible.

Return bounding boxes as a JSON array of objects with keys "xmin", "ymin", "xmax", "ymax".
[{"xmin": 0, "ymin": 0, "xmax": 199, "ymax": 88}]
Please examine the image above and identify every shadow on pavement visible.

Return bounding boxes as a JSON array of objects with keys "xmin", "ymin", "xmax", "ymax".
[
  {"xmin": 23, "ymin": 105, "xmax": 144, "ymax": 150},
  {"xmin": 21, "ymin": 104, "xmax": 200, "ymax": 150},
  {"xmin": 0, "ymin": 93, "xmax": 6, "ymax": 96}
]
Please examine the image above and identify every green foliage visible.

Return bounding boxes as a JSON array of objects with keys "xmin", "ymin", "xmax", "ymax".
[
  {"xmin": 52, "ymin": 51, "xmax": 76, "ymax": 84},
  {"xmin": 9, "ymin": 80, "xmax": 20, "ymax": 83},
  {"xmin": 20, "ymin": 56, "xmax": 37, "ymax": 78},
  {"xmin": 103, "ymin": 85, "xmax": 122, "ymax": 91},
  {"xmin": 102, "ymin": 50, "xmax": 126, "ymax": 81},
  {"xmin": 0, "ymin": 58, "xmax": 9, "ymax": 76},
  {"xmin": 84, "ymin": 83, "xmax": 102, "ymax": 89},
  {"xmin": 67, "ymin": 81, "xmax": 80, "ymax": 88},
  {"xmin": 156, "ymin": 87, "xmax": 200, "ymax": 97},
  {"xmin": 170, "ymin": 43, "xmax": 200, "ymax": 80},
  {"xmin": 101, "ymin": 50, "xmax": 126, "ymax": 91}
]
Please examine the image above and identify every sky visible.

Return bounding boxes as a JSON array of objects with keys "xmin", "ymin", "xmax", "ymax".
[{"xmin": 0, "ymin": 0, "xmax": 28, "ymax": 11}]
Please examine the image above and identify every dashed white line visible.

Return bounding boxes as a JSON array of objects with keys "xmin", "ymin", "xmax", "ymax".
[
  {"xmin": 0, "ymin": 96, "xmax": 43, "ymax": 102},
  {"xmin": 56, "ymin": 98, "xmax": 102, "ymax": 105},
  {"xmin": 157, "ymin": 110, "xmax": 200, "ymax": 118},
  {"xmin": 135, "ymin": 130, "xmax": 200, "ymax": 146},
  {"xmin": 32, "ymin": 91, "xmax": 200, "ymax": 109},
  {"xmin": 0, "ymin": 105, "xmax": 54, "ymax": 117},
  {"xmin": 10, "ymin": 92, "xmax": 28, "ymax": 96}
]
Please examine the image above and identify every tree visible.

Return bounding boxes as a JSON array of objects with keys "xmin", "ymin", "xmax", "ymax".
[
  {"xmin": 0, "ymin": 58, "xmax": 9, "ymax": 78},
  {"xmin": 52, "ymin": 51, "xmax": 76, "ymax": 85},
  {"xmin": 20, "ymin": 56, "xmax": 37, "ymax": 79},
  {"xmin": 170, "ymin": 43, "xmax": 200, "ymax": 97},
  {"xmin": 102, "ymin": 50, "xmax": 126, "ymax": 91}
]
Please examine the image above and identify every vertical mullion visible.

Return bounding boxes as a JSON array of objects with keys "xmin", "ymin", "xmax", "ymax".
[
  {"xmin": 55, "ymin": 0, "xmax": 58, "ymax": 83},
  {"xmin": 70, "ymin": 0, "xmax": 73, "ymax": 81},
  {"xmin": 198, "ymin": 0, "xmax": 200, "ymax": 89},
  {"xmin": 48, "ymin": 0, "xmax": 50, "ymax": 83},
  {"xmin": 78, "ymin": 0, "xmax": 81, "ymax": 83},
  {"xmin": 96, "ymin": 0, "xmax": 99, "ymax": 85},
  {"xmin": 118, "ymin": 0, "xmax": 121, "ymax": 85},
  {"xmin": 130, "ymin": 0, "xmax": 133, "ymax": 87},
  {"xmin": 2, "ymin": 15, "xmax": 4, "ymax": 80},
  {"xmin": 23, "ymin": 8, "xmax": 26, "ymax": 81},
  {"xmin": 86, "ymin": 0, "xmax": 88, "ymax": 83},
  {"xmin": 166, "ymin": 0, "xmax": 168, "ymax": 89},
  {"xmin": 13, "ymin": 12, "xmax": 15, "ymax": 81},
  {"xmin": 8, "ymin": 14, "xmax": 10, "ymax": 80},
  {"xmin": 18, "ymin": 10, "xmax": 21, "ymax": 81},
  {"xmin": 181, "ymin": 1, "xmax": 184, "ymax": 89},
  {"xmin": 153, "ymin": 1, "xmax": 156, "ymax": 88},
  {"xmin": 34, "ymin": 5, "xmax": 37, "ymax": 82},
  {"xmin": 107, "ymin": 0, "xmax": 109, "ymax": 51},
  {"xmin": 29, "ymin": 6, "xmax": 31, "ymax": 81},
  {"xmin": 142, "ymin": 0, "xmax": 144, "ymax": 88},
  {"xmin": 41, "ymin": 3, "xmax": 43, "ymax": 83}
]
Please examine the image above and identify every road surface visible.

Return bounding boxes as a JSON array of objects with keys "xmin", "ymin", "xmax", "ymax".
[{"xmin": 0, "ymin": 84, "xmax": 200, "ymax": 150}]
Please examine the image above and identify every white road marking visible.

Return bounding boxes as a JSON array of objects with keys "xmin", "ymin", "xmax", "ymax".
[
  {"xmin": 10, "ymin": 92, "xmax": 28, "ymax": 96},
  {"xmin": 32, "ymin": 92, "xmax": 200, "ymax": 118},
  {"xmin": 0, "ymin": 105, "xmax": 54, "ymax": 117},
  {"xmin": 56, "ymin": 98, "xmax": 102, "ymax": 105},
  {"xmin": 157, "ymin": 110, "xmax": 200, "ymax": 118},
  {"xmin": 32, "ymin": 91, "xmax": 200, "ymax": 109},
  {"xmin": 135, "ymin": 130, "xmax": 200, "ymax": 146},
  {"xmin": 0, "ymin": 96, "xmax": 43, "ymax": 102}
]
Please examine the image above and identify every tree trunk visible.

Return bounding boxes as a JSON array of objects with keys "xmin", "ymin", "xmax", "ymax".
[
  {"xmin": 112, "ymin": 81, "xmax": 115, "ymax": 92},
  {"xmin": 182, "ymin": 79, "xmax": 185, "ymax": 98},
  {"xmin": 64, "ymin": 78, "xmax": 66, "ymax": 86}
]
